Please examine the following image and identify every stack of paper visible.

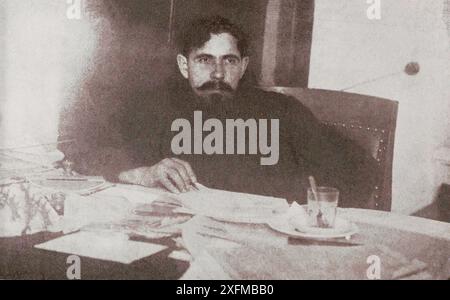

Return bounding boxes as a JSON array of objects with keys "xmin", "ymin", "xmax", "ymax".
[{"xmin": 62, "ymin": 185, "xmax": 191, "ymax": 238}]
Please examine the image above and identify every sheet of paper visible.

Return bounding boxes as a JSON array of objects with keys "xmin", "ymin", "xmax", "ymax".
[
  {"xmin": 0, "ymin": 153, "xmax": 52, "ymax": 181},
  {"xmin": 62, "ymin": 193, "xmax": 134, "ymax": 233},
  {"xmin": 0, "ymin": 149, "xmax": 64, "ymax": 169},
  {"xmin": 168, "ymin": 250, "xmax": 192, "ymax": 262},
  {"xmin": 28, "ymin": 178, "xmax": 107, "ymax": 193},
  {"xmin": 176, "ymin": 185, "xmax": 289, "ymax": 223},
  {"xmin": 181, "ymin": 215, "xmax": 286, "ymax": 258},
  {"xmin": 35, "ymin": 231, "xmax": 167, "ymax": 264},
  {"xmin": 93, "ymin": 185, "xmax": 162, "ymax": 204},
  {"xmin": 62, "ymin": 185, "xmax": 185, "ymax": 235}
]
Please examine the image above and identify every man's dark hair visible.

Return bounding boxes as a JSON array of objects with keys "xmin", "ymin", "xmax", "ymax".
[{"xmin": 177, "ymin": 15, "xmax": 249, "ymax": 57}]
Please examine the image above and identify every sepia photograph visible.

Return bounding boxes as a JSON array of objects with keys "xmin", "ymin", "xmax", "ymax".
[{"xmin": 0, "ymin": 0, "xmax": 449, "ymax": 283}]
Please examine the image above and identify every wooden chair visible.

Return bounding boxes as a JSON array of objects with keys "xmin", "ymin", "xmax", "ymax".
[{"xmin": 261, "ymin": 87, "xmax": 399, "ymax": 211}]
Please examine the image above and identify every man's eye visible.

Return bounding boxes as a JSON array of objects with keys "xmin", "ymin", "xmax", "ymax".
[
  {"xmin": 198, "ymin": 57, "xmax": 211, "ymax": 64},
  {"xmin": 225, "ymin": 57, "xmax": 239, "ymax": 64}
]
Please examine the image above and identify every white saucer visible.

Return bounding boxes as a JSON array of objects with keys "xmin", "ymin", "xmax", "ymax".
[
  {"xmin": 209, "ymin": 212, "xmax": 279, "ymax": 224},
  {"xmin": 267, "ymin": 206, "xmax": 358, "ymax": 240}
]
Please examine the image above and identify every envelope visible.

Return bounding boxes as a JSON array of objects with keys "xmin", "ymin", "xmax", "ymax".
[{"xmin": 35, "ymin": 231, "xmax": 167, "ymax": 264}]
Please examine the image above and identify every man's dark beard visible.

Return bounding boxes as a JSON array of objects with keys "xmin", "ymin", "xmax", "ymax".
[{"xmin": 195, "ymin": 81, "xmax": 235, "ymax": 103}]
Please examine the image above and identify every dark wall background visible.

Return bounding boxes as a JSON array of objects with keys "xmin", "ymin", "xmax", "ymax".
[
  {"xmin": 275, "ymin": 0, "xmax": 315, "ymax": 86},
  {"xmin": 60, "ymin": 0, "xmax": 268, "ymax": 142},
  {"xmin": 81, "ymin": 0, "xmax": 268, "ymax": 95},
  {"xmin": 60, "ymin": 0, "xmax": 315, "ymax": 149},
  {"xmin": 60, "ymin": 0, "xmax": 175, "ymax": 145}
]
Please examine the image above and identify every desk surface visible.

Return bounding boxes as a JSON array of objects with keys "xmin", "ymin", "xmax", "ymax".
[
  {"xmin": 1, "ymin": 206, "xmax": 449, "ymax": 280},
  {"xmin": 1, "ymin": 178, "xmax": 450, "ymax": 280},
  {"xmin": 1, "ymin": 152, "xmax": 449, "ymax": 279},
  {"xmin": 0, "ymin": 232, "xmax": 189, "ymax": 280}
]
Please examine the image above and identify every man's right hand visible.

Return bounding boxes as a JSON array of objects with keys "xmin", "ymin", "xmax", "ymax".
[{"xmin": 119, "ymin": 158, "xmax": 198, "ymax": 194}]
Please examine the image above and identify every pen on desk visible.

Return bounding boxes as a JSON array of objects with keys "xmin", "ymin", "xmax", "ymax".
[
  {"xmin": 191, "ymin": 181, "xmax": 200, "ymax": 191},
  {"xmin": 44, "ymin": 177, "xmax": 107, "ymax": 184},
  {"xmin": 45, "ymin": 178, "xmax": 89, "ymax": 182},
  {"xmin": 80, "ymin": 183, "xmax": 116, "ymax": 196}
]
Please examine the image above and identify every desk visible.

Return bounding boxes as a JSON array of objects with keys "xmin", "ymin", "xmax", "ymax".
[
  {"xmin": 1, "ymin": 182, "xmax": 450, "ymax": 280},
  {"xmin": 0, "ymin": 232, "xmax": 189, "ymax": 279},
  {"xmin": 180, "ymin": 208, "xmax": 450, "ymax": 280}
]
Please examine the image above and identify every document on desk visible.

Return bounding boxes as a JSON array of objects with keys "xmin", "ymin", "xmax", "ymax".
[
  {"xmin": 62, "ymin": 185, "xmax": 189, "ymax": 239},
  {"xmin": 62, "ymin": 185, "xmax": 163, "ymax": 232},
  {"xmin": 35, "ymin": 231, "xmax": 168, "ymax": 264},
  {"xmin": 175, "ymin": 185, "xmax": 290, "ymax": 224},
  {"xmin": 0, "ymin": 154, "xmax": 52, "ymax": 183}
]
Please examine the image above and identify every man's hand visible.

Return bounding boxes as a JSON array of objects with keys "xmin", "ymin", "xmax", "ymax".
[{"xmin": 119, "ymin": 158, "xmax": 198, "ymax": 194}]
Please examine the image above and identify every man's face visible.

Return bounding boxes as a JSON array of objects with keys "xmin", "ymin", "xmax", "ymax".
[{"xmin": 177, "ymin": 33, "xmax": 249, "ymax": 102}]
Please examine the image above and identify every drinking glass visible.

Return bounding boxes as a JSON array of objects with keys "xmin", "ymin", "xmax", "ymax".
[{"xmin": 307, "ymin": 187, "xmax": 339, "ymax": 228}]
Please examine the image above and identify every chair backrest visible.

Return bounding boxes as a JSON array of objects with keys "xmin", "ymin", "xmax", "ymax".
[{"xmin": 261, "ymin": 87, "xmax": 399, "ymax": 211}]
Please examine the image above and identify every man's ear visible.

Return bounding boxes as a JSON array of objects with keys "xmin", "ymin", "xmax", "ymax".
[
  {"xmin": 177, "ymin": 54, "xmax": 189, "ymax": 79},
  {"xmin": 240, "ymin": 57, "xmax": 250, "ymax": 79}
]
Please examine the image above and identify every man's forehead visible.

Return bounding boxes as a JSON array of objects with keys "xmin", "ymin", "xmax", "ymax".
[{"xmin": 190, "ymin": 33, "xmax": 241, "ymax": 58}]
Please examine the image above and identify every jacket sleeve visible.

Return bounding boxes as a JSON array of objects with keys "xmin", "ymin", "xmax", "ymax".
[{"xmin": 57, "ymin": 95, "xmax": 165, "ymax": 182}]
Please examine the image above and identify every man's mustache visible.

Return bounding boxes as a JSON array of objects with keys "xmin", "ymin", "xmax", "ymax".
[{"xmin": 197, "ymin": 81, "xmax": 234, "ymax": 93}]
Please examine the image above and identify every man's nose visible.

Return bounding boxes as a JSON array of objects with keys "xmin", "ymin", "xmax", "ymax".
[{"xmin": 211, "ymin": 62, "xmax": 225, "ymax": 81}]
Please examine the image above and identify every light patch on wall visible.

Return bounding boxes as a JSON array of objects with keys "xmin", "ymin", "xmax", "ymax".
[{"xmin": 1, "ymin": 0, "xmax": 97, "ymax": 151}]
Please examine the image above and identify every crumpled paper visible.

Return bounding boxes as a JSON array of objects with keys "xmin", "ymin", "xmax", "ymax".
[{"xmin": 0, "ymin": 183, "xmax": 63, "ymax": 237}]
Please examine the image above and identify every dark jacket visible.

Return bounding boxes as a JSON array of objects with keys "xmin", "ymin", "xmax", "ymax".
[{"xmin": 59, "ymin": 80, "xmax": 378, "ymax": 207}]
